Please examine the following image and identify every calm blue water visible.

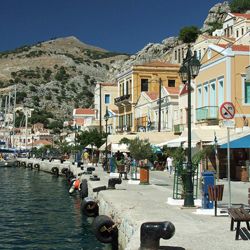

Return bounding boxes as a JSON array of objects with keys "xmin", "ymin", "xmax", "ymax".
[{"xmin": 0, "ymin": 167, "xmax": 108, "ymax": 250}]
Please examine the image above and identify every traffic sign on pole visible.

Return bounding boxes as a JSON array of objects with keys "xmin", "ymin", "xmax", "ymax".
[{"xmin": 220, "ymin": 102, "xmax": 235, "ymax": 120}]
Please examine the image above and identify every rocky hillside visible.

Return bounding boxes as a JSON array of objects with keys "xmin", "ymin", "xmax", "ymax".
[
  {"xmin": 112, "ymin": 1, "xmax": 230, "ymax": 74},
  {"xmin": 0, "ymin": 36, "xmax": 129, "ymax": 119}
]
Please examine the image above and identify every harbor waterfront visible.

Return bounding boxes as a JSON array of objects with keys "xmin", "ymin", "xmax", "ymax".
[
  {"xmin": 12, "ymin": 158, "xmax": 250, "ymax": 250},
  {"xmin": 0, "ymin": 165, "xmax": 107, "ymax": 250}
]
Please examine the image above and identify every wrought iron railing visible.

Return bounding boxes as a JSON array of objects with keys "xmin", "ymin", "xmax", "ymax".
[{"xmin": 114, "ymin": 94, "xmax": 131, "ymax": 105}]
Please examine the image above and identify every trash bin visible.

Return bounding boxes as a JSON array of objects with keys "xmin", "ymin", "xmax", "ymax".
[
  {"xmin": 207, "ymin": 184, "xmax": 224, "ymax": 216},
  {"xmin": 201, "ymin": 171, "xmax": 215, "ymax": 209},
  {"xmin": 140, "ymin": 166, "xmax": 149, "ymax": 185}
]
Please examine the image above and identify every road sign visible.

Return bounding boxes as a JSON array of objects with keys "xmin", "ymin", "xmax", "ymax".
[{"xmin": 220, "ymin": 102, "xmax": 235, "ymax": 120}]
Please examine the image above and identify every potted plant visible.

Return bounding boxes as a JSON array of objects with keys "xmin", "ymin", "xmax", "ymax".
[{"xmin": 124, "ymin": 137, "xmax": 153, "ymax": 184}]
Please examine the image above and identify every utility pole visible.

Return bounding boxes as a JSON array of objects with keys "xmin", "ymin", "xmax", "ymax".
[
  {"xmin": 99, "ymin": 83, "xmax": 102, "ymax": 133},
  {"xmin": 158, "ymin": 78, "xmax": 162, "ymax": 132}
]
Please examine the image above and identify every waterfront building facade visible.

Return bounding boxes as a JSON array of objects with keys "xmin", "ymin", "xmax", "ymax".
[
  {"xmin": 195, "ymin": 43, "xmax": 250, "ymax": 128},
  {"xmin": 115, "ymin": 61, "xmax": 180, "ymax": 133}
]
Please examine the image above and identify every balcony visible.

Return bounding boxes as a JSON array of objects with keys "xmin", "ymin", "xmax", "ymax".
[
  {"xmin": 174, "ymin": 124, "xmax": 185, "ymax": 134},
  {"xmin": 196, "ymin": 106, "xmax": 219, "ymax": 121},
  {"xmin": 115, "ymin": 125, "xmax": 131, "ymax": 133},
  {"xmin": 114, "ymin": 94, "xmax": 131, "ymax": 106}
]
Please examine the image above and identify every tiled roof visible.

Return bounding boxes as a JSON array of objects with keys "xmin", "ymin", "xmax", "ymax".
[
  {"xmin": 99, "ymin": 82, "xmax": 116, "ymax": 86},
  {"xmin": 32, "ymin": 140, "xmax": 52, "ymax": 146},
  {"xmin": 217, "ymin": 44, "xmax": 250, "ymax": 52},
  {"xmin": 145, "ymin": 92, "xmax": 158, "ymax": 100},
  {"xmin": 232, "ymin": 13, "xmax": 250, "ymax": 19},
  {"xmin": 75, "ymin": 118, "xmax": 84, "ymax": 125},
  {"xmin": 165, "ymin": 87, "xmax": 179, "ymax": 94},
  {"xmin": 137, "ymin": 61, "xmax": 180, "ymax": 68},
  {"xmin": 75, "ymin": 108, "xmax": 95, "ymax": 115},
  {"xmin": 180, "ymin": 83, "xmax": 194, "ymax": 96}
]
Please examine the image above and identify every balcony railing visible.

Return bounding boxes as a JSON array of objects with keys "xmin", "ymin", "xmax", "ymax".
[
  {"xmin": 115, "ymin": 125, "xmax": 131, "ymax": 133},
  {"xmin": 114, "ymin": 94, "xmax": 131, "ymax": 106},
  {"xmin": 174, "ymin": 124, "xmax": 185, "ymax": 134},
  {"xmin": 196, "ymin": 106, "xmax": 219, "ymax": 121}
]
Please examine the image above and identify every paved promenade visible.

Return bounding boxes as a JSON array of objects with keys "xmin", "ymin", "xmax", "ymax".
[
  {"xmin": 85, "ymin": 164, "xmax": 250, "ymax": 250},
  {"xmin": 17, "ymin": 159, "xmax": 250, "ymax": 250}
]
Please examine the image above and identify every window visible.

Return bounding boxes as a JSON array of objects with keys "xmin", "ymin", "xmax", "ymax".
[
  {"xmin": 174, "ymin": 50, "xmax": 177, "ymax": 60},
  {"xmin": 236, "ymin": 29, "xmax": 239, "ymax": 38},
  {"xmin": 218, "ymin": 78, "xmax": 224, "ymax": 107},
  {"xmin": 197, "ymin": 86, "xmax": 202, "ymax": 108},
  {"xmin": 168, "ymin": 79, "xmax": 175, "ymax": 87},
  {"xmin": 241, "ymin": 27, "xmax": 244, "ymax": 36},
  {"xmin": 198, "ymin": 50, "xmax": 201, "ymax": 60},
  {"xmin": 126, "ymin": 80, "xmax": 129, "ymax": 95},
  {"xmin": 104, "ymin": 94, "xmax": 110, "ymax": 104},
  {"xmin": 204, "ymin": 83, "xmax": 209, "ymax": 106},
  {"xmin": 244, "ymin": 80, "xmax": 250, "ymax": 104},
  {"xmin": 141, "ymin": 79, "xmax": 148, "ymax": 92}
]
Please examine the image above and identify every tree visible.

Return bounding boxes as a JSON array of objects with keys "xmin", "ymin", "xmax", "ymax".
[
  {"xmin": 230, "ymin": 0, "xmax": 250, "ymax": 13},
  {"xmin": 77, "ymin": 129, "xmax": 105, "ymax": 149},
  {"xmin": 179, "ymin": 26, "xmax": 200, "ymax": 43},
  {"xmin": 127, "ymin": 138, "xmax": 153, "ymax": 161},
  {"xmin": 48, "ymin": 120, "xmax": 63, "ymax": 134}
]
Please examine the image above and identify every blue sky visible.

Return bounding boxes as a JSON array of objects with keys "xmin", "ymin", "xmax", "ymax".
[{"xmin": 1, "ymin": 0, "xmax": 224, "ymax": 54}]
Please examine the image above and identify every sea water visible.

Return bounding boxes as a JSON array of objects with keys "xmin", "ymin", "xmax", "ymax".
[{"xmin": 0, "ymin": 167, "xmax": 108, "ymax": 250}]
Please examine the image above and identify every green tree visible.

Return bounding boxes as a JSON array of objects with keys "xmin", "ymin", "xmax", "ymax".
[
  {"xmin": 48, "ymin": 120, "xmax": 63, "ymax": 134},
  {"xmin": 179, "ymin": 26, "xmax": 200, "ymax": 43},
  {"xmin": 77, "ymin": 129, "xmax": 105, "ymax": 149},
  {"xmin": 127, "ymin": 138, "xmax": 153, "ymax": 161},
  {"xmin": 230, "ymin": 0, "xmax": 250, "ymax": 13}
]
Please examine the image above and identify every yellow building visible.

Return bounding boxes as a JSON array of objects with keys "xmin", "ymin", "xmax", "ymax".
[
  {"xmin": 115, "ymin": 61, "xmax": 180, "ymax": 132},
  {"xmin": 195, "ymin": 44, "xmax": 250, "ymax": 128}
]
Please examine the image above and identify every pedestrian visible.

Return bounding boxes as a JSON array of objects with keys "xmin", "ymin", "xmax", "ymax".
[
  {"xmin": 243, "ymin": 115, "xmax": 248, "ymax": 126},
  {"xmin": 82, "ymin": 150, "xmax": 89, "ymax": 165},
  {"xmin": 109, "ymin": 153, "xmax": 116, "ymax": 173},
  {"xmin": 167, "ymin": 156, "xmax": 173, "ymax": 176}
]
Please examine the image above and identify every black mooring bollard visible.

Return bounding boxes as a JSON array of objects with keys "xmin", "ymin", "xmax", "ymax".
[
  {"xmin": 140, "ymin": 221, "xmax": 175, "ymax": 250},
  {"xmin": 108, "ymin": 178, "xmax": 122, "ymax": 189},
  {"xmin": 93, "ymin": 186, "xmax": 107, "ymax": 193}
]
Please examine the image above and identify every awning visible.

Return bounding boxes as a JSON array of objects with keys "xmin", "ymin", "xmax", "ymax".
[
  {"xmin": 220, "ymin": 134, "xmax": 250, "ymax": 149},
  {"xmin": 111, "ymin": 143, "xmax": 129, "ymax": 152},
  {"xmin": 157, "ymin": 137, "xmax": 187, "ymax": 148}
]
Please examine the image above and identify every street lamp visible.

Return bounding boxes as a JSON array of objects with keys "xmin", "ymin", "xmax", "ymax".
[
  {"xmin": 179, "ymin": 45, "xmax": 201, "ymax": 207},
  {"xmin": 104, "ymin": 106, "xmax": 109, "ymax": 171}
]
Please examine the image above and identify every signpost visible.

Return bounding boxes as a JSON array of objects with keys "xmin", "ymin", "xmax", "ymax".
[{"xmin": 220, "ymin": 102, "xmax": 235, "ymax": 208}]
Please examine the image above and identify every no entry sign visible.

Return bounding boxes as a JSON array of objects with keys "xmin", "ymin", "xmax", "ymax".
[{"xmin": 220, "ymin": 102, "xmax": 235, "ymax": 119}]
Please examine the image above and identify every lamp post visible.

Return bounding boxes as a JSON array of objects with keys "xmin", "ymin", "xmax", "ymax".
[
  {"xmin": 104, "ymin": 106, "xmax": 109, "ymax": 171},
  {"xmin": 178, "ymin": 45, "xmax": 201, "ymax": 207},
  {"xmin": 158, "ymin": 78, "xmax": 162, "ymax": 132}
]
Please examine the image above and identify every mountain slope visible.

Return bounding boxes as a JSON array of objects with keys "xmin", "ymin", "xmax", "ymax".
[{"xmin": 0, "ymin": 36, "xmax": 129, "ymax": 119}]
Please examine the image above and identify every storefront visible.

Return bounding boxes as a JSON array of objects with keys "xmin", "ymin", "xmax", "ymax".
[{"xmin": 218, "ymin": 133, "xmax": 250, "ymax": 181}]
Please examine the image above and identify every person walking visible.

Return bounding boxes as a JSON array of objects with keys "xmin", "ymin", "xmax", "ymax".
[
  {"xmin": 167, "ymin": 156, "xmax": 173, "ymax": 176},
  {"xmin": 243, "ymin": 115, "xmax": 248, "ymax": 126},
  {"xmin": 82, "ymin": 150, "xmax": 89, "ymax": 165}
]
